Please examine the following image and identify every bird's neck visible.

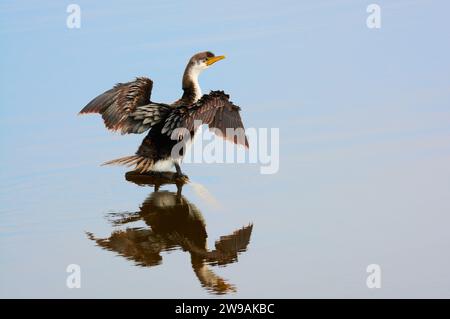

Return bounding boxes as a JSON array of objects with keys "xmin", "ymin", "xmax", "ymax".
[{"xmin": 179, "ymin": 66, "xmax": 202, "ymax": 105}]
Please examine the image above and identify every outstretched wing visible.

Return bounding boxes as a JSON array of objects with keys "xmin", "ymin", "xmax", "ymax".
[
  {"xmin": 79, "ymin": 77, "xmax": 170, "ymax": 134},
  {"xmin": 161, "ymin": 91, "xmax": 249, "ymax": 147}
]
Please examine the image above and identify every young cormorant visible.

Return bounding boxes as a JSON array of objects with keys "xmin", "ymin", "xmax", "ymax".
[{"xmin": 79, "ymin": 52, "xmax": 248, "ymax": 176}]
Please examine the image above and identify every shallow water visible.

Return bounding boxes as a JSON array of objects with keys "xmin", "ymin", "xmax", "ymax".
[
  {"xmin": 2, "ymin": 143, "xmax": 450, "ymax": 298},
  {"xmin": 2, "ymin": 1, "xmax": 450, "ymax": 298}
]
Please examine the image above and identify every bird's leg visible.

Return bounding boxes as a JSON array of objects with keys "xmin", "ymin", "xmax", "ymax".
[
  {"xmin": 154, "ymin": 184, "xmax": 160, "ymax": 192},
  {"xmin": 175, "ymin": 162, "xmax": 182, "ymax": 175},
  {"xmin": 174, "ymin": 162, "xmax": 185, "ymax": 178}
]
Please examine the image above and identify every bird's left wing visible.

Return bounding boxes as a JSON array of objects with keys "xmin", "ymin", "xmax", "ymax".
[
  {"xmin": 161, "ymin": 91, "xmax": 249, "ymax": 147},
  {"xmin": 79, "ymin": 77, "xmax": 171, "ymax": 134}
]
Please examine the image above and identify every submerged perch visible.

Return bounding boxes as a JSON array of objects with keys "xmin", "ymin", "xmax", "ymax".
[{"xmin": 125, "ymin": 170, "xmax": 189, "ymax": 194}]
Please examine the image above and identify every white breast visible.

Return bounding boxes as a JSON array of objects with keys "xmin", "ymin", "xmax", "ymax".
[{"xmin": 151, "ymin": 158, "xmax": 176, "ymax": 172}]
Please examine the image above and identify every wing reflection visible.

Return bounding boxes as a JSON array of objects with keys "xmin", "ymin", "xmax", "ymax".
[{"xmin": 87, "ymin": 172, "xmax": 253, "ymax": 295}]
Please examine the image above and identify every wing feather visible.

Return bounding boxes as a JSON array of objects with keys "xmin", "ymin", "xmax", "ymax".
[
  {"xmin": 79, "ymin": 77, "xmax": 170, "ymax": 134},
  {"xmin": 162, "ymin": 91, "xmax": 248, "ymax": 147}
]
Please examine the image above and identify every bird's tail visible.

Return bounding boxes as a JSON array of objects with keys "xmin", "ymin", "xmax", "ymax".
[{"xmin": 102, "ymin": 155, "xmax": 154, "ymax": 173}]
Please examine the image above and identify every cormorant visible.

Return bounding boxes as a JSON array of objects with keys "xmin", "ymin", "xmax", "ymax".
[{"xmin": 79, "ymin": 52, "xmax": 248, "ymax": 176}]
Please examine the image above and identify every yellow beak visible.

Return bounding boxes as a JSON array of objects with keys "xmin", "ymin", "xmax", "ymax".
[{"xmin": 206, "ymin": 55, "xmax": 225, "ymax": 66}]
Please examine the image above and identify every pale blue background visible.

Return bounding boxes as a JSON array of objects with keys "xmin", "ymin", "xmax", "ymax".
[{"xmin": 1, "ymin": 0, "xmax": 449, "ymax": 298}]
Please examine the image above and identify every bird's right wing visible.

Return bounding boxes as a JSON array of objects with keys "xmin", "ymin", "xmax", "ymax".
[
  {"xmin": 79, "ymin": 77, "xmax": 171, "ymax": 134},
  {"xmin": 161, "ymin": 91, "xmax": 249, "ymax": 147}
]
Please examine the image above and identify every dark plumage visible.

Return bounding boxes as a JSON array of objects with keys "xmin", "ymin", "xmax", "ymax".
[{"xmin": 79, "ymin": 52, "xmax": 248, "ymax": 174}]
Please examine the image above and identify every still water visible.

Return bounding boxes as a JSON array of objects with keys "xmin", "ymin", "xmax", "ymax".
[
  {"xmin": 2, "ymin": 133, "xmax": 450, "ymax": 298},
  {"xmin": 88, "ymin": 172, "xmax": 253, "ymax": 295},
  {"xmin": 1, "ymin": 102, "xmax": 450, "ymax": 299},
  {"xmin": 2, "ymin": 1, "xmax": 450, "ymax": 298}
]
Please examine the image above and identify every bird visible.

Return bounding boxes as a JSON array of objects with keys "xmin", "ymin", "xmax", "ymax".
[{"xmin": 79, "ymin": 51, "xmax": 248, "ymax": 177}]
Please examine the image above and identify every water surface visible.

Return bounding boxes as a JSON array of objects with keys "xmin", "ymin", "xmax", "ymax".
[{"xmin": 1, "ymin": 0, "xmax": 450, "ymax": 298}]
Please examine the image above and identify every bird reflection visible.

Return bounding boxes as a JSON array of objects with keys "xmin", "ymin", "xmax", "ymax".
[{"xmin": 87, "ymin": 172, "xmax": 253, "ymax": 295}]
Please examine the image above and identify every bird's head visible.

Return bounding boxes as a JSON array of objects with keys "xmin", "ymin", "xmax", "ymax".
[
  {"xmin": 181, "ymin": 51, "xmax": 226, "ymax": 101},
  {"xmin": 188, "ymin": 51, "xmax": 225, "ymax": 73}
]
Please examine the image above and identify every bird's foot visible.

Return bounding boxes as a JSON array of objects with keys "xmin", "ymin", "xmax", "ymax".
[{"xmin": 174, "ymin": 172, "xmax": 189, "ymax": 183}]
